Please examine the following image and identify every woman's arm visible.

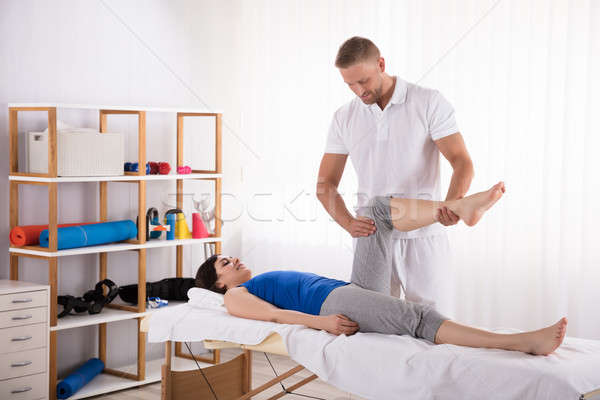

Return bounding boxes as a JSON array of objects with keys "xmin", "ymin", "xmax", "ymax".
[{"xmin": 224, "ymin": 287, "xmax": 358, "ymax": 335}]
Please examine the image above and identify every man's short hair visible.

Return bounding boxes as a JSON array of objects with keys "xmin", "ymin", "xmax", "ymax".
[
  {"xmin": 335, "ymin": 36, "xmax": 381, "ymax": 68},
  {"xmin": 195, "ymin": 254, "xmax": 227, "ymax": 294}
]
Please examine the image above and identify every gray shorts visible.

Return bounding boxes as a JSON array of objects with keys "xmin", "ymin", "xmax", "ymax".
[
  {"xmin": 319, "ymin": 283, "xmax": 448, "ymax": 343},
  {"xmin": 319, "ymin": 283, "xmax": 447, "ymax": 343}
]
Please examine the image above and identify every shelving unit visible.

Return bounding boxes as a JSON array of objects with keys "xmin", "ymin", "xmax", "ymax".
[{"xmin": 8, "ymin": 103, "xmax": 223, "ymax": 400}]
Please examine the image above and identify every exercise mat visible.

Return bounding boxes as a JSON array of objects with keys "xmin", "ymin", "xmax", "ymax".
[
  {"xmin": 9, "ymin": 222, "xmax": 94, "ymax": 247},
  {"xmin": 39, "ymin": 220, "xmax": 137, "ymax": 250},
  {"xmin": 57, "ymin": 358, "xmax": 104, "ymax": 399}
]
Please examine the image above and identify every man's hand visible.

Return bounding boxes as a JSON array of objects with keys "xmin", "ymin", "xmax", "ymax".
[
  {"xmin": 436, "ymin": 206, "xmax": 459, "ymax": 226},
  {"xmin": 345, "ymin": 216, "xmax": 376, "ymax": 237},
  {"xmin": 319, "ymin": 314, "xmax": 359, "ymax": 336}
]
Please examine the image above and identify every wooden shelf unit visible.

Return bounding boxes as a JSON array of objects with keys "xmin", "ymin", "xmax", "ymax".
[{"xmin": 8, "ymin": 104, "xmax": 223, "ymax": 400}]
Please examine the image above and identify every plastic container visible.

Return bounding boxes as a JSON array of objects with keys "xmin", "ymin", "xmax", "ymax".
[{"xmin": 28, "ymin": 128, "xmax": 124, "ymax": 176}]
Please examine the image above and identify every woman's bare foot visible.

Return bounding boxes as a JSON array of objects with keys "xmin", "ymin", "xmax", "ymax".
[
  {"xmin": 452, "ymin": 182, "xmax": 505, "ymax": 226},
  {"xmin": 515, "ymin": 317, "xmax": 568, "ymax": 355}
]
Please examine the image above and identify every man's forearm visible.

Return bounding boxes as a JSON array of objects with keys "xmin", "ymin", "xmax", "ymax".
[
  {"xmin": 317, "ymin": 181, "xmax": 353, "ymax": 229},
  {"xmin": 445, "ymin": 159, "xmax": 474, "ymax": 201}
]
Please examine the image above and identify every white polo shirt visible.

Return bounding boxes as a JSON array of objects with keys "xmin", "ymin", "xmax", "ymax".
[{"xmin": 325, "ymin": 77, "xmax": 459, "ymax": 239}]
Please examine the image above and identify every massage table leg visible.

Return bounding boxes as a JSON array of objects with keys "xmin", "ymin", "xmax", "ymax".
[{"xmin": 161, "ymin": 341, "xmax": 318, "ymax": 400}]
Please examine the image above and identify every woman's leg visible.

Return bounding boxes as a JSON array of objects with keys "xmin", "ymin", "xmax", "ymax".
[
  {"xmin": 351, "ymin": 197, "xmax": 396, "ymax": 293},
  {"xmin": 389, "ymin": 182, "xmax": 505, "ymax": 232},
  {"xmin": 351, "ymin": 182, "xmax": 505, "ymax": 293},
  {"xmin": 320, "ymin": 284, "xmax": 568, "ymax": 355},
  {"xmin": 435, "ymin": 318, "xmax": 568, "ymax": 356},
  {"xmin": 320, "ymin": 284, "xmax": 447, "ymax": 343}
]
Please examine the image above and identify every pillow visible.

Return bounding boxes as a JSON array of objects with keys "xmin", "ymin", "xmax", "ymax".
[{"xmin": 187, "ymin": 287, "xmax": 225, "ymax": 310}]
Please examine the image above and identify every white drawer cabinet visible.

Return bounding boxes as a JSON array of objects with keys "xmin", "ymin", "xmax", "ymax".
[
  {"xmin": 0, "ymin": 291, "xmax": 47, "ymax": 312},
  {"xmin": 0, "ymin": 372, "xmax": 47, "ymax": 400},
  {"xmin": 0, "ymin": 280, "xmax": 49, "ymax": 400},
  {"xmin": 0, "ymin": 307, "xmax": 47, "ymax": 329},
  {"xmin": 0, "ymin": 324, "xmax": 47, "ymax": 354}
]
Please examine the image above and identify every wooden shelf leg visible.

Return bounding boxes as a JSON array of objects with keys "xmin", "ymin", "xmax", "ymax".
[
  {"xmin": 10, "ymin": 181, "xmax": 18, "ymax": 228},
  {"xmin": 10, "ymin": 255, "xmax": 19, "ymax": 281},
  {"xmin": 49, "ymin": 258, "xmax": 58, "ymax": 398},
  {"xmin": 215, "ymin": 114, "xmax": 222, "ymax": 174},
  {"xmin": 99, "ymin": 180, "xmax": 108, "ymax": 365},
  {"xmin": 10, "ymin": 181, "xmax": 19, "ymax": 280},
  {"xmin": 138, "ymin": 181, "xmax": 146, "ymax": 243},
  {"xmin": 49, "ymin": 258, "xmax": 57, "ymax": 327},
  {"xmin": 47, "ymin": 108, "xmax": 57, "ymax": 177},
  {"xmin": 215, "ymin": 178, "xmax": 222, "ymax": 254},
  {"xmin": 49, "ymin": 330, "xmax": 57, "ymax": 400},
  {"xmin": 48, "ymin": 183, "xmax": 58, "ymax": 252},
  {"xmin": 137, "ymin": 248, "xmax": 146, "ymax": 380},
  {"xmin": 137, "ymin": 249, "xmax": 146, "ymax": 313},
  {"xmin": 9, "ymin": 108, "xmax": 18, "ymax": 174},
  {"xmin": 137, "ymin": 110, "xmax": 147, "ymax": 182},
  {"xmin": 137, "ymin": 318, "xmax": 146, "ymax": 380}
]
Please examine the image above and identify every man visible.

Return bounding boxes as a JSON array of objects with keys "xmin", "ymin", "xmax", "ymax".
[{"xmin": 316, "ymin": 37, "xmax": 474, "ymax": 315}]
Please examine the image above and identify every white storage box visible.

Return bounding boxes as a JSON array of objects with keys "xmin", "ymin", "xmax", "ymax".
[{"xmin": 28, "ymin": 128, "xmax": 124, "ymax": 176}]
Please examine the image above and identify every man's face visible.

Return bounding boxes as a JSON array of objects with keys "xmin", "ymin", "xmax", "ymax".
[{"xmin": 339, "ymin": 58, "xmax": 385, "ymax": 105}]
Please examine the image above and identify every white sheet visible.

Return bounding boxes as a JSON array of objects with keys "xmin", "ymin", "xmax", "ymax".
[{"xmin": 149, "ymin": 300, "xmax": 600, "ymax": 400}]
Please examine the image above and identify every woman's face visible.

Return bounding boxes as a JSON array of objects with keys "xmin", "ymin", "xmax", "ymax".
[{"xmin": 214, "ymin": 255, "xmax": 252, "ymax": 290}]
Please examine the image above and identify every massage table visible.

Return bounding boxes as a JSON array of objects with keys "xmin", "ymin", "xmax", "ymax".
[
  {"xmin": 140, "ymin": 320, "xmax": 315, "ymax": 400},
  {"xmin": 141, "ymin": 289, "xmax": 600, "ymax": 400}
]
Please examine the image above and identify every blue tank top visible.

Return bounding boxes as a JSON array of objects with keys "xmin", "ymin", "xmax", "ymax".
[{"xmin": 240, "ymin": 271, "xmax": 349, "ymax": 315}]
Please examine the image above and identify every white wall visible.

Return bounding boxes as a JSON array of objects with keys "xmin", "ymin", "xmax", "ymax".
[
  {"xmin": 0, "ymin": 0, "xmax": 245, "ymax": 374},
  {"xmin": 2, "ymin": 0, "xmax": 599, "ymax": 377}
]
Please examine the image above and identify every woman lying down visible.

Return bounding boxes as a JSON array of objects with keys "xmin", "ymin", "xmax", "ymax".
[{"xmin": 196, "ymin": 183, "xmax": 567, "ymax": 356}]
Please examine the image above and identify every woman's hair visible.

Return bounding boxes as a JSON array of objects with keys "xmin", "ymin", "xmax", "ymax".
[{"xmin": 194, "ymin": 254, "xmax": 227, "ymax": 294}]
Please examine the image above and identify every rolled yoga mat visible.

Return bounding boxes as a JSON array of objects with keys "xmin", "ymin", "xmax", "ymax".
[
  {"xmin": 57, "ymin": 358, "xmax": 104, "ymax": 399},
  {"xmin": 9, "ymin": 223, "xmax": 95, "ymax": 247},
  {"xmin": 39, "ymin": 220, "xmax": 137, "ymax": 250}
]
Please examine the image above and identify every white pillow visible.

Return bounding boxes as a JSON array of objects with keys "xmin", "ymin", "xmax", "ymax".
[{"xmin": 187, "ymin": 287, "xmax": 225, "ymax": 310}]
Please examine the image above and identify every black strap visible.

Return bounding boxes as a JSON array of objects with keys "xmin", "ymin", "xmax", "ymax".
[
  {"xmin": 57, "ymin": 279, "xmax": 118, "ymax": 318},
  {"xmin": 263, "ymin": 352, "xmax": 327, "ymax": 400},
  {"xmin": 184, "ymin": 342, "xmax": 219, "ymax": 400}
]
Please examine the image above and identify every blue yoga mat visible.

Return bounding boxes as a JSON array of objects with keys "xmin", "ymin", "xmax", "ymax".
[
  {"xmin": 39, "ymin": 220, "xmax": 137, "ymax": 250},
  {"xmin": 57, "ymin": 358, "xmax": 104, "ymax": 399}
]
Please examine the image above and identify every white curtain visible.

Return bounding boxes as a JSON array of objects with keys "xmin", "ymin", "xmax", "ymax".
[{"xmin": 232, "ymin": 0, "xmax": 600, "ymax": 339}]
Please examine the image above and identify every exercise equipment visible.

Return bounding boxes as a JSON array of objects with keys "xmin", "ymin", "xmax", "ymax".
[
  {"xmin": 147, "ymin": 161, "xmax": 159, "ymax": 174},
  {"xmin": 56, "ymin": 358, "xmax": 105, "ymax": 399},
  {"xmin": 177, "ymin": 165, "xmax": 192, "ymax": 174},
  {"xmin": 192, "ymin": 212, "xmax": 208, "ymax": 238},
  {"xmin": 9, "ymin": 222, "xmax": 95, "ymax": 247},
  {"xmin": 57, "ymin": 279, "xmax": 119, "ymax": 318},
  {"xmin": 124, "ymin": 162, "xmax": 139, "ymax": 172},
  {"xmin": 146, "ymin": 208, "xmax": 161, "ymax": 240},
  {"xmin": 148, "ymin": 297, "xmax": 168, "ymax": 308},
  {"xmin": 39, "ymin": 220, "xmax": 137, "ymax": 250},
  {"xmin": 166, "ymin": 214, "xmax": 175, "ymax": 240},
  {"xmin": 118, "ymin": 277, "xmax": 195, "ymax": 304},
  {"xmin": 175, "ymin": 212, "xmax": 192, "ymax": 239},
  {"xmin": 164, "ymin": 209, "xmax": 181, "ymax": 241},
  {"xmin": 159, "ymin": 161, "xmax": 171, "ymax": 174}
]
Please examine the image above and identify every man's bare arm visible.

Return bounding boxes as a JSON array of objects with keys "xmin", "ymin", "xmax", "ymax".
[
  {"xmin": 316, "ymin": 153, "xmax": 375, "ymax": 237},
  {"xmin": 434, "ymin": 133, "xmax": 474, "ymax": 225}
]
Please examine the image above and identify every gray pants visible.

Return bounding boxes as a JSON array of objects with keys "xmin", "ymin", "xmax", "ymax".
[{"xmin": 319, "ymin": 196, "xmax": 448, "ymax": 342}]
